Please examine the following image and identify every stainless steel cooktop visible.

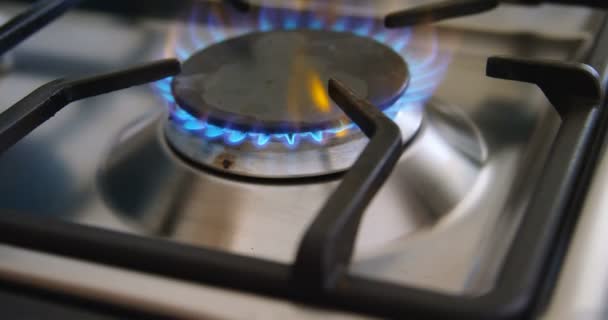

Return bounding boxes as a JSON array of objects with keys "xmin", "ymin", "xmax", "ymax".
[{"xmin": 0, "ymin": 1, "xmax": 606, "ymax": 319}]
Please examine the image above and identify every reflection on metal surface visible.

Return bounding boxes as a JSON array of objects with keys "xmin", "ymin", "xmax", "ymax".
[{"xmin": 399, "ymin": 100, "xmax": 486, "ymax": 218}]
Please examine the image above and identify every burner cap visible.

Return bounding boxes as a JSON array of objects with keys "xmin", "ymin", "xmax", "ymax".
[{"xmin": 171, "ymin": 30, "xmax": 409, "ymax": 133}]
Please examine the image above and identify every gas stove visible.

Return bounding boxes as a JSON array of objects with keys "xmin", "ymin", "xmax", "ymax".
[{"xmin": 0, "ymin": 1, "xmax": 606, "ymax": 319}]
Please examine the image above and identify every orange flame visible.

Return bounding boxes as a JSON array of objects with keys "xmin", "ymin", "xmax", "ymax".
[
  {"xmin": 335, "ymin": 120, "xmax": 349, "ymax": 138},
  {"xmin": 308, "ymin": 71, "xmax": 330, "ymax": 113}
]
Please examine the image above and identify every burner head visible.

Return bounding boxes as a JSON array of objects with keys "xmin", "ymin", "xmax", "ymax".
[{"xmin": 171, "ymin": 30, "xmax": 409, "ymax": 133}]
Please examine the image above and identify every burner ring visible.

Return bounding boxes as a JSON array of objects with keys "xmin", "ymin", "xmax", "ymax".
[
  {"xmin": 171, "ymin": 30, "xmax": 409, "ymax": 133},
  {"xmin": 164, "ymin": 103, "xmax": 423, "ymax": 179}
]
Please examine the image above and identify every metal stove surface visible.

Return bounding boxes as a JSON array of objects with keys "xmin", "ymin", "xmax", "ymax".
[{"xmin": 0, "ymin": 2, "xmax": 602, "ymax": 319}]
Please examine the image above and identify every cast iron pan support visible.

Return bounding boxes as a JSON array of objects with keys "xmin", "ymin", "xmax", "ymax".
[
  {"xmin": 0, "ymin": 59, "xmax": 181, "ymax": 155},
  {"xmin": 385, "ymin": 0, "xmax": 608, "ymax": 28},
  {"xmin": 290, "ymin": 57, "xmax": 603, "ymax": 318},
  {"xmin": 0, "ymin": 0, "xmax": 81, "ymax": 56},
  {"xmin": 290, "ymin": 79, "xmax": 404, "ymax": 291},
  {"xmin": 0, "ymin": 56, "xmax": 603, "ymax": 319},
  {"xmin": 487, "ymin": 56, "xmax": 602, "ymax": 115},
  {"xmin": 479, "ymin": 56, "xmax": 602, "ymax": 317}
]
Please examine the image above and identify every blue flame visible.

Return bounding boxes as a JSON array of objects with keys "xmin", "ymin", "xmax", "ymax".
[
  {"xmin": 307, "ymin": 15, "xmax": 324, "ymax": 30},
  {"xmin": 331, "ymin": 17, "xmax": 348, "ymax": 32},
  {"xmin": 353, "ymin": 20, "xmax": 373, "ymax": 37},
  {"xmin": 283, "ymin": 11, "xmax": 299, "ymax": 30},
  {"xmin": 156, "ymin": 8, "xmax": 449, "ymax": 149}
]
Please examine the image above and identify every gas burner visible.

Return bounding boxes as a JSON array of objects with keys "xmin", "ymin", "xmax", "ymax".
[
  {"xmin": 154, "ymin": 8, "xmax": 450, "ymax": 178},
  {"xmin": 172, "ymin": 30, "xmax": 409, "ymax": 133},
  {"xmin": 165, "ymin": 29, "xmax": 415, "ymax": 178}
]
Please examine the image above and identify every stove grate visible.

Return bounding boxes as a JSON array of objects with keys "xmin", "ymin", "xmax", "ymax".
[{"xmin": 0, "ymin": 1, "xmax": 605, "ymax": 319}]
